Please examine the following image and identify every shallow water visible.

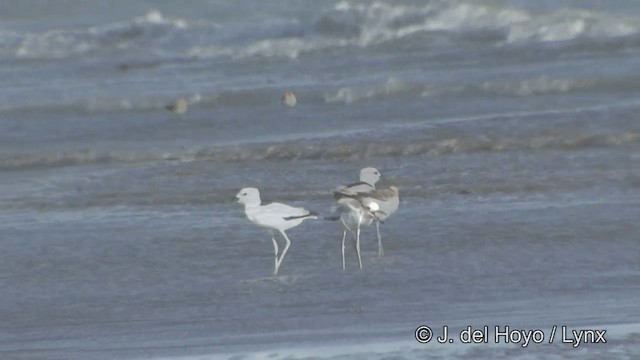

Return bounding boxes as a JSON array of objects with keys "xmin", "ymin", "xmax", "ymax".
[{"xmin": 1, "ymin": 1, "xmax": 640, "ymax": 359}]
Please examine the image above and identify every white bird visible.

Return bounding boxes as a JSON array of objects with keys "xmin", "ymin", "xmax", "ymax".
[
  {"xmin": 354, "ymin": 185, "xmax": 399, "ymax": 257},
  {"xmin": 235, "ymin": 187, "xmax": 317, "ymax": 275}
]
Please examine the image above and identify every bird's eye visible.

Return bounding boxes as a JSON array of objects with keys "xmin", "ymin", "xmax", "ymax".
[{"xmin": 242, "ymin": 193, "xmax": 247, "ymax": 196}]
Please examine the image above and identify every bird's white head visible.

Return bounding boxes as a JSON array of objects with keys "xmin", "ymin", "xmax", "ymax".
[
  {"xmin": 235, "ymin": 187, "xmax": 261, "ymax": 205},
  {"xmin": 360, "ymin": 167, "xmax": 381, "ymax": 186}
]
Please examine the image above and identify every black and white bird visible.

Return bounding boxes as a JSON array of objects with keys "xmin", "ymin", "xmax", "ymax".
[
  {"xmin": 235, "ymin": 187, "xmax": 316, "ymax": 275},
  {"xmin": 333, "ymin": 167, "xmax": 399, "ymax": 267},
  {"xmin": 333, "ymin": 167, "xmax": 381, "ymax": 199},
  {"xmin": 335, "ymin": 196, "xmax": 383, "ymax": 269},
  {"xmin": 332, "ymin": 167, "xmax": 381, "ymax": 269},
  {"xmin": 353, "ymin": 185, "xmax": 400, "ymax": 257}
]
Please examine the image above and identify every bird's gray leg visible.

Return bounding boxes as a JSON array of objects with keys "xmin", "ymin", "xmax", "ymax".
[
  {"xmin": 277, "ymin": 230, "xmax": 292, "ymax": 275},
  {"xmin": 356, "ymin": 214, "xmax": 363, "ymax": 269},
  {"xmin": 270, "ymin": 230, "xmax": 279, "ymax": 275},
  {"xmin": 376, "ymin": 221, "xmax": 384, "ymax": 257},
  {"xmin": 342, "ymin": 229, "xmax": 347, "ymax": 270}
]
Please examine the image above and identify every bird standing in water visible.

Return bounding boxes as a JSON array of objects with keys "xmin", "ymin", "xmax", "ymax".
[
  {"xmin": 166, "ymin": 97, "xmax": 189, "ymax": 119},
  {"xmin": 235, "ymin": 187, "xmax": 317, "ymax": 275},
  {"xmin": 281, "ymin": 91, "xmax": 297, "ymax": 108}
]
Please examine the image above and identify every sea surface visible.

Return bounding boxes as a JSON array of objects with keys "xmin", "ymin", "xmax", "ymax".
[{"xmin": 1, "ymin": 0, "xmax": 640, "ymax": 359}]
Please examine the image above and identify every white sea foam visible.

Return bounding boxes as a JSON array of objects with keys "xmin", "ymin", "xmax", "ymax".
[
  {"xmin": 479, "ymin": 76, "xmax": 589, "ymax": 97},
  {"xmin": 12, "ymin": 10, "xmax": 204, "ymax": 59},
  {"xmin": 325, "ymin": 74, "xmax": 640, "ymax": 104},
  {"xmin": 506, "ymin": 8, "xmax": 638, "ymax": 43},
  {"xmin": 325, "ymin": 77, "xmax": 422, "ymax": 104}
]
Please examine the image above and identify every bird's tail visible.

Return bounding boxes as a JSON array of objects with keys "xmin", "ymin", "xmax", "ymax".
[
  {"xmin": 283, "ymin": 211, "xmax": 318, "ymax": 221},
  {"xmin": 322, "ymin": 205, "xmax": 342, "ymax": 221}
]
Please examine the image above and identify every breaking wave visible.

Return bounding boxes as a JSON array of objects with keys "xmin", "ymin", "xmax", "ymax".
[
  {"xmin": 319, "ymin": 0, "xmax": 640, "ymax": 47},
  {"xmin": 450, "ymin": 75, "xmax": 640, "ymax": 98},
  {"xmin": 190, "ymin": 0, "xmax": 640, "ymax": 60},
  {"xmin": 4, "ymin": 2, "xmax": 640, "ymax": 62},
  {"xmin": 325, "ymin": 77, "xmax": 422, "ymax": 104},
  {"xmin": 3, "ymin": 131, "xmax": 638, "ymax": 171},
  {"xmin": 4, "ymin": 10, "xmax": 209, "ymax": 60},
  {"xmin": 0, "ymin": 71, "xmax": 637, "ymax": 115},
  {"xmin": 323, "ymin": 74, "xmax": 640, "ymax": 104}
]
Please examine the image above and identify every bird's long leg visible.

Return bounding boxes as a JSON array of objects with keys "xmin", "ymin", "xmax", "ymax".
[
  {"xmin": 356, "ymin": 213, "xmax": 363, "ymax": 269},
  {"xmin": 270, "ymin": 231, "xmax": 279, "ymax": 275},
  {"xmin": 277, "ymin": 230, "xmax": 292, "ymax": 274},
  {"xmin": 342, "ymin": 229, "xmax": 347, "ymax": 270},
  {"xmin": 376, "ymin": 221, "xmax": 384, "ymax": 257}
]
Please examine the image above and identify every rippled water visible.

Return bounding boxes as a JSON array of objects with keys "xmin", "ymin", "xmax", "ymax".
[{"xmin": 1, "ymin": 1, "xmax": 640, "ymax": 359}]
